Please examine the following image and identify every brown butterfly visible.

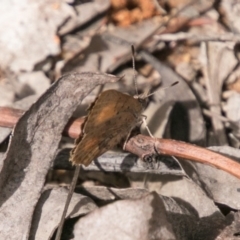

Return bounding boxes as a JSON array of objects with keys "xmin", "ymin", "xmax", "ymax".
[
  {"xmin": 57, "ymin": 80, "xmax": 148, "ymax": 240},
  {"xmin": 56, "ymin": 81, "xmax": 147, "ymax": 240},
  {"xmin": 70, "ymin": 89, "xmax": 146, "ymax": 166}
]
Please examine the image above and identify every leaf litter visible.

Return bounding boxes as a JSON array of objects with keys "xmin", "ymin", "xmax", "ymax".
[{"xmin": 0, "ymin": 0, "xmax": 240, "ymax": 239}]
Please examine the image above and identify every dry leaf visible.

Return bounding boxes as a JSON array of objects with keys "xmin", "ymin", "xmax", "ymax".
[
  {"xmin": 30, "ymin": 188, "xmax": 96, "ymax": 240},
  {"xmin": 0, "ymin": 0, "xmax": 74, "ymax": 73},
  {"xmin": 183, "ymin": 146, "xmax": 240, "ymax": 209},
  {"xmin": 72, "ymin": 192, "xmax": 177, "ymax": 240},
  {"xmin": 0, "ymin": 72, "xmax": 120, "ymax": 239}
]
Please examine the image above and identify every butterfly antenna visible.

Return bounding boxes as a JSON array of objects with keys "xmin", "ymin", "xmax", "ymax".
[
  {"xmin": 146, "ymin": 81, "xmax": 178, "ymax": 98},
  {"xmin": 131, "ymin": 45, "xmax": 138, "ymax": 96}
]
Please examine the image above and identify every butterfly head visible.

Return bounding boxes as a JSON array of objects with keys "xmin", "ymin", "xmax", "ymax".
[{"xmin": 133, "ymin": 88, "xmax": 150, "ymax": 110}]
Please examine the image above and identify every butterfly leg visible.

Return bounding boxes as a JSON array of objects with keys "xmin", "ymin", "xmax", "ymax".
[
  {"xmin": 140, "ymin": 115, "xmax": 154, "ymax": 138},
  {"xmin": 123, "ymin": 129, "xmax": 133, "ymax": 150}
]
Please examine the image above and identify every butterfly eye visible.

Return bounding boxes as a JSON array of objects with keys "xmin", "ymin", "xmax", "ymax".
[{"xmin": 138, "ymin": 98, "xmax": 146, "ymax": 105}]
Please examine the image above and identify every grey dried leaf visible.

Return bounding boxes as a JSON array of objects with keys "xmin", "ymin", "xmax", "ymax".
[
  {"xmin": 184, "ymin": 146, "xmax": 240, "ymax": 210},
  {"xmin": 29, "ymin": 188, "xmax": 97, "ymax": 240},
  {"xmin": 72, "ymin": 191, "xmax": 225, "ymax": 240},
  {"xmin": 59, "ymin": 0, "xmax": 111, "ymax": 35},
  {"xmin": 75, "ymin": 186, "xmax": 150, "ymax": 201},
  {"xmin": 160, "ymin": 195, "xmax": 223, "ymax": 240},
  {"xmin": 136, "ymin": 174, "xmax": 222, "ymax": 218},
  {"xmin": 0, "ymin": 0, "xmax": 74, "ymax": 73},
  {"xmin": 72, "ymin": 192, "xmax": 177, "ymax": 240},
  {"xmin": 53, "ymin": 151, "xmax": 186, "ymax": 176},
  {"xmin": 0, "ymin": 72, "xmax": 120, "ymax": 240},
  {"xmin": 216, "ymin": 211, "xmax": 240, "ymax": 239}
]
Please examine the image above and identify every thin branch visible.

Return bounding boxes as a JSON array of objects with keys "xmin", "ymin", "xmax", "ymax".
[
  {"xmin": 1, "ymin": 106, "xmax": 240, "ymax": 180},
  {"xmin": 126, "ymin": 135, "xmax": 240, "ymax": 180},
  {"xmin": 0, "ymin": 107, "xmax": 84, "ymax": 139},
  {"xmin": 155, "ymin": 32, "xmax": 240, "ymax": 42},
  {"xmin": 55, "ymin": 165, "xmax": 81, "ymax": 240}
]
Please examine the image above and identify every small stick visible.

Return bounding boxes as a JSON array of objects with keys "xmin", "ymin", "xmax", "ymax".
[
  {"xmin": 0, "ymin": 106, "xmax": 84, "ymax": 139},
  {"xmin": 1, "ymin": 106, "xmax": 240, "ymax": 180},
  {"xmin": 131, "ymin": 45, "xmax": 138, "ymax": 96},
  {"xmin": 154, "ymin": 32, "xmax": 240, "ymax": 42},
  {"xmin": 125, "ymin": 135, "xmax": 240, "ymax": 180},
  {"xmin": 0, "ymin": 107, "xmax": 24, "ymax": 128},
  {"xmin": 54, "ymin": 165, "xmax": 81, "ymax": 240}
]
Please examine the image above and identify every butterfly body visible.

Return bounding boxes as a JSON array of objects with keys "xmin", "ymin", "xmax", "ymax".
[{"xmin": 70, "ymin": 89, "xmax": 145, "ymax": 166}]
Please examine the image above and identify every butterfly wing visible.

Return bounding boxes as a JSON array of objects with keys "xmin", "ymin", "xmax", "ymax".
[{"xmin": 70, "ymin": 90, "xmax": 144, "ymax": 166}]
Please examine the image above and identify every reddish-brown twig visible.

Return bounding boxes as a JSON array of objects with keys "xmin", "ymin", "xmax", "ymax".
[
  {"xmin": 0, "ymin": 106, "xmax": 84, "ymax": 139},
  {"xmin": 126, "ymin": 135, "xmax": 240, "ymax": 180},
  {"xmin": 1, "ymin": 106, "xmax": 240, "ymax": 179}
]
